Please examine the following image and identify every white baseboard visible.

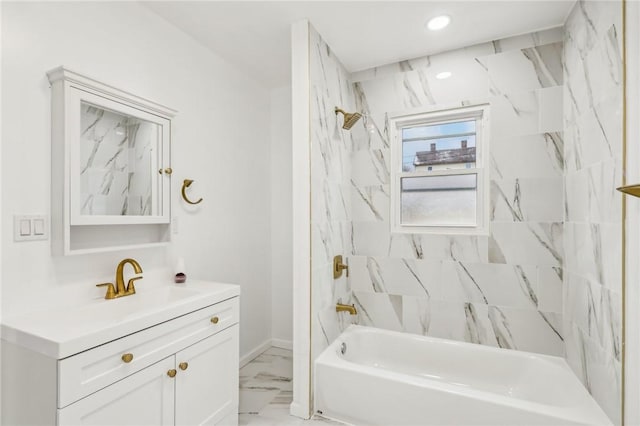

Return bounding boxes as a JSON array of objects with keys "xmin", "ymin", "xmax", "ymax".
[
  {"xmin": 271, "ymin": 338, "xmax": 293, "ymax": 350},
  {"xmin": 240, "ymin": 338, "xmax": 294, "ymax": 368},
  {"xmin": 239, "ymin": 338, "xmax": 272, "ymax": 368},
  {"xmin": 289, "ymin": 401, "xmax": 311, "ymax": 420}
]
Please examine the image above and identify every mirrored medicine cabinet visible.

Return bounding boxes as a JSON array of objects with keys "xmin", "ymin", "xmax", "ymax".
[{"xmin": 47, "ymin": 67, "xmax": 177, "ymax": 255}]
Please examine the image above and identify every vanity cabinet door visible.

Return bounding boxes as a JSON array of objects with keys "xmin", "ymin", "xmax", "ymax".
[
  {"xmin": 57, "ymin": 356, "xmax": 175, "ymax": 426},
  {"xmin": 175, "ymin": 325, "xmax": 239, "ymax": 425}
]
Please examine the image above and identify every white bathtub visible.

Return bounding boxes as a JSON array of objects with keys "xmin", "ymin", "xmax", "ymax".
[{"xmin": 314, "ymin": 325, "xmax": 612, "ymax": 426}]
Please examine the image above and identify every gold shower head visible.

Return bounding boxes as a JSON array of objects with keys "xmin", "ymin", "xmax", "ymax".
[{"xmin": 335, "ymin": 107, "xmax": 362, "ymax": 130}]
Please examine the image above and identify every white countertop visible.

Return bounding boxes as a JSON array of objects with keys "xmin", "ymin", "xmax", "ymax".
[{"xmin": 1, "ymin": 280, "xmax": 240, "ymax": 359}]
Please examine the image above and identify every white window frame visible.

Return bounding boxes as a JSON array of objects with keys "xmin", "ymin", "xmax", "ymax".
[{"xmin": 389, "ymin": 104, "xmax": 490, "ymax": 235}]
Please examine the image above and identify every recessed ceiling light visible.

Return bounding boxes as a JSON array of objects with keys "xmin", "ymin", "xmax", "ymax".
[
  {"xmin": 436, "ymin": 71, "xmax": 452, "ymax": 80},
  {"xmin": 426, "ymin": 15, "xmax": 451, "ymax": 31}
]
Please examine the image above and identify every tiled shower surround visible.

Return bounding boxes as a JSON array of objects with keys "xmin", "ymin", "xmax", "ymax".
[
  {"xmin": 309, "ymin": 1, "xmax": 622, "ymax": 421},
  {"xmin": 347, "ymin": 27, "xmax": 566, "ymax": 357},
  {"xmin": 563, "ymin": 1, "xmax": 623, "ymax": 423},
  {"xmin": 309, "ymin": 24, "xmax": 356, "ymax": 367},
  {"xmin": 311, "ymin": 26, "xmax": 566, "ymax": 357}
]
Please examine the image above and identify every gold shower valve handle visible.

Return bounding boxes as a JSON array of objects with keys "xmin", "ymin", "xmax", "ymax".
[
  {"xmin": 333, "ymin": 255, "xmax": 349, "ymax": 279},
  {"xmin": 121, "ymin": 353, "xmax": 134, "ymax": 363}
]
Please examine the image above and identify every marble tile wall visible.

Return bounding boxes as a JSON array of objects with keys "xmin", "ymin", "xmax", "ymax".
[
  {"xmin": 347, "ymin": 28, "xmax": 567, "ymax": 357},
  {"xmin": 309, "ymin": 10, "xmax": 621, "ymax": 424},
  {"xmin": 563, "ymin": 1, "xmax": 623, "ymax": 424},
  {"xmin": 309, "ymin": 26, "xmax": 357, "ymax": 368}
]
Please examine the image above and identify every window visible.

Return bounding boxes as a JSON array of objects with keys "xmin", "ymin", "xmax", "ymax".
[{"xmin": 390, "ymin": 104, "xmax": 489, "ymax": 235}]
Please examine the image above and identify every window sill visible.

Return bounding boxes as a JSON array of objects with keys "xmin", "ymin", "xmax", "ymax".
[{"xmin": 391, "ymin": 224, "xmax": 489, "ymax": 236}]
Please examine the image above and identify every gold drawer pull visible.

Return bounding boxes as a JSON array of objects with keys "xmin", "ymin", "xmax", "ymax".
[
  {"xmin": 210, "ymin": 316, "xmax": 219, "ymax": 324},
  {"xmin": 167, "ymin": 369, "xmax": 177, "ymax": 378},
  {"xmin": 121, "ymin": 353, "xmax": 134, "ymax": 363},
  {"xmin": 179, "ymin": 362, "xmax": 189, "ymax": 371}
]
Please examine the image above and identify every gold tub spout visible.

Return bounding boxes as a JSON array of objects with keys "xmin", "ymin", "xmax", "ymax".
[{"xmin": 336, "ymin": 303, "xmax": 357, "ymax": 315}]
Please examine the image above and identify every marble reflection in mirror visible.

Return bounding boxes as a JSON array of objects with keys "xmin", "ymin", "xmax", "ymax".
[{"xmin": 79, "ymin": 102, "xmax": 160, "ymax": 216}]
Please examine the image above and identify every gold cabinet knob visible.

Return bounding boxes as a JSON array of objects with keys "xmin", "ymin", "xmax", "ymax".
[
  {"xmin": 179, "ymin": 362, "xmax": 189, "ymax": 371},
  {"xmin": 210, "ymin": 316, "xmax": 219, "ymax": 324},
  {"xmin": 164, "ymin": 167, "xmax": 173, "ymax": 175},
  {"xmin": 167, "ymin": 369, "xmax": 177, "ymax": 378},
  {"xmin": 121, "ymin": 353, "xmax": 134, "ymax": 363}
]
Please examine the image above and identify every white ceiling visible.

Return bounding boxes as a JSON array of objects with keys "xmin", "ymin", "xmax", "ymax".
[{"xmin": 144, "ymin": 1, "xmax": 575, "ymax": 88}]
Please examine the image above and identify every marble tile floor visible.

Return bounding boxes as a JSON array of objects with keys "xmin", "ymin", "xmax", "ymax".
[{"xmin": 239, "ymin": 347, "xmax": 344, "ymax": 425}]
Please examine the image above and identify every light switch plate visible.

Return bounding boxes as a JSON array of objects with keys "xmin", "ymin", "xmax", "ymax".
[
  {"xmin": 14, "ymin": 215, "xmax": 48, "ymax": 241},
  {"xmin": 33, "ymin": 218, "xmax": 45, "ymax": 235},
  {"xmin": 19, "ymin": 219, "xmax": 31, "ymax": 236}
]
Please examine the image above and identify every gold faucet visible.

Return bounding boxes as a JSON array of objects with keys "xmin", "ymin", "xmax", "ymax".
[
  {"xmin": 336, "ymin": 303, "xmax": 357, "ymax": 315},
  {"xmin": 96, "ymin": 258, "xmax": 143, "ymax": 300}
]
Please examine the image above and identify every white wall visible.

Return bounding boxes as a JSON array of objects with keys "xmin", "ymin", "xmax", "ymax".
[
  {"xmin": 290, "ymin": 19, "xmax": 312, "ymax": 419},
  {"xmin": 270, "ymin": 85, "xmax": 293, "ymax": 346},
  {"xmin": 625, "ymin": 4, "xmax": 640, "ymax": 424},
  {"xmin": 1, "ymin": 1, "xmax": 272, "ymax": 359},
  {"xmin": 0, "ymin": 1, "xmax": 3, "ymax": 419}
]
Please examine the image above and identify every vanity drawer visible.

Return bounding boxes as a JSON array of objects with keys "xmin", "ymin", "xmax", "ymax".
[{"xmin": 57, "ymin": 296, "xmax": 238, "ymax": 408}]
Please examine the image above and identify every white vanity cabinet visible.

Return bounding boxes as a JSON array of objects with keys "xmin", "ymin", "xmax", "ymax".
[
  {"xmin": 174, "ymin": 329, "xmax": 239, "ymax": 426},
  {"xmin": 1, "ymin": 282, "xmax": 240, "ymax": 426},
  {"xmin": 58, "ymin": 326, "xmax": 238, "ymax": 426},
  {"xmin": 58, "ymin": 356, "xmax": 177, "ymax": 426}
]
